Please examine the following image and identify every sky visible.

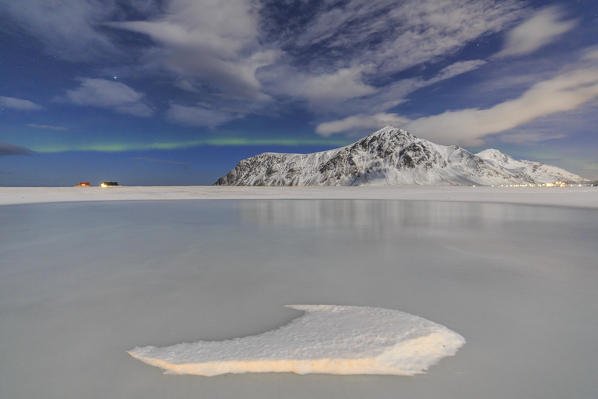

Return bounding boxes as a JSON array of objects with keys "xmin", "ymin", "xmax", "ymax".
[{"xmin": 1, "ymin": 0, "xmax": 597, "ymax": 186}]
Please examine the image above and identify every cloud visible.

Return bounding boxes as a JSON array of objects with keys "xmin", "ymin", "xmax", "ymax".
[
  {"xmin": 284, "ymin": 0, "xmax": 522, "ymax": 75},
  {"xmin": 0, "ymin": 96, "xmax": 43, "ymax": 111},
  {"xmin": 255, "ymin": 0, "xmax": 521, "ymax": 115},
  {"xmin": 7, "ymin": 0, "xmax": 585, "ymax": 135},
  {"xmin": 0, "ymin": 0, "xmax": 528, "ymax": 129},
  {"xmin": 0, "ymin": 0, "xmax": 120, "ymax": 61},
  {"xmin": 317, "ymin": 54, "xmax": 598, "ymax": 145},
  {"xmin": 0, "ymin": 142, "xmax": 33, "ymax": 156},
  {"xmin": 405, "ymin": 64, "xmax": 598, "ymax": 145},
  {"xmin": 105, "ymin": 0, "xmax": 524, "ymax": 122},
  {"xmin": 434, "ymin": 60, "xmax": 487, "ymax": 81},
  {"xmin": 263, "ymin": 66, "xmax": 377, "ymax": 108},
  {"xmin": 26, "ymin": 124, "xmax": 68, "ymax": 131},
  {"xmin": 316, "ymin": 113, "xmax": 408, "ymax": 137},
  {"xmin": 315, "ymin": 59, "xmax": 488, "ymax": 134},
  {"xmin": 498, "ymin": 131, "xmax": 566, "ymax": 144},
  {"xmin": 60, "ymin": 78, "xmax": 153, "ymax": 117},
  {"xmin": 496, "ymin": 6, "xmax": 576, "ymax": 58},
  {"xmin": 107, "ymin": 0, "xmax": 278, "ymax": 100},
  {"xmin": 166, "ymin": 104, "xmax": 239, "ymax": 127},
  {"xmin": 584, "ymin": 48, "xmax": 598, "ymax": 61},
  {"xmin": 278, "ymin": 58, "xmax": 487, "ymax": 117}
]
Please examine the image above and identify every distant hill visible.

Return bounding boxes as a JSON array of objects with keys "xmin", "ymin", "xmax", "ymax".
[{"xmin": 215, "ymin": 126, "xmax": 587, "ymax": 186}]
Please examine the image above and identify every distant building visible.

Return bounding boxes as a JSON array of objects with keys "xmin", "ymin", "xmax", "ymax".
[
  {"xmin": 76, "ymin": 182, "xmax": 91, "ymax": 187},
  {"xmin": 100, "ymin": 181, "xmax": 119, "ymax": 187}
]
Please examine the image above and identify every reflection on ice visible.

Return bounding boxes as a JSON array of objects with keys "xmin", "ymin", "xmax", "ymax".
[
  {"xmin": 238, "ymin": 200, "xmax": 552, "ymax": 232},
  {"xmin": 129, "ymin": 305, "xmax": 465, "ymax": 376}
]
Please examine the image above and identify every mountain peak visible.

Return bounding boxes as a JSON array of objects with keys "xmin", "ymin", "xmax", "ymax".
[
  {"xmin": 215, "ymin": 127, "xmax": 586, "ymax": 186},
  {"xmin": 476, "ymin": 148, "xmax": 509, "ymax": 158},
  {"xmin": 476, "ymin": 148, "xmax": 516, "ymax": 165},
  {"xmin": 367, "ymin": 126, "xmax": 412, "ymax": 138}
]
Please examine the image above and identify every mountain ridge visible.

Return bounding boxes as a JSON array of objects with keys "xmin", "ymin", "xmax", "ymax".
[{"xmin": 214, "ymin": 126, "xmax": 586, "ymax": 186}]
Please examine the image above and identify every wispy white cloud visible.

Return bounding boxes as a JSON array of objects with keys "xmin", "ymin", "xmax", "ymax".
[
  {"xmin": 317, "ymin": 113, "xmax": 408, "ymax": 137},
  {"xmin": 107, "ymin": 0, "xmax": 279, "ymax": 100},
  {"xmin": 434, "ymin": 60, "xmax": 487, "ymax": 81},
  {"xmin": 59, "ymin": 78, "xmax": 153, "ymax": 117},
  {"xmin": 0, "ymin": 96, "xmax": 43, "ymax": 111},
  {"xmin": 314, "ymin": 59, "xmax": 488, "ymax": 134},
  {"xmin": 3, "ymin": 0, "xmax": 586, "ymax": 134},
  {"xmin": 104, "ymin": 0, "xmax": 525, "ymax": 124},
  {"xmin": 166, "ymin": 104, "xmax": 238, "ymax": 128},
  {"xmin": 263, "ymin": 66, "xmax": 377, "ymax": 108},
  {"xmin": 317, "ymin": 54, "xmax": 598, "ymax": 145},
  {"xmin": 26, "ymin": 124, "xmax": 67, "ymax": 131},
  {"xmin": 289, "ymin": 0, "xmax": 522, "ymax": 75},
  {"xmin": 405, "ymin": 64, "xmax": 598, "ymax": 145},
  {"xmin": 498, "ymin": 131, "xmax": 566, "ymax": 144},
  {"xmin": 0, "ymin": 0, "xmax": 120, "ymax": 61},
  {"xmin": 496, "ymin": 6, "xmax": 576, "ymax": 58}
]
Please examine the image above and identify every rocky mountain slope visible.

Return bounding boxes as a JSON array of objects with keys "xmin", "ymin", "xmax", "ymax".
[
  {"xmin": 475, "ymin": 149, "xmax": 584, "ymax": 184},
  {"xmin": 214, "ymin": 127, "xmax": 586, "ymax": 186}
]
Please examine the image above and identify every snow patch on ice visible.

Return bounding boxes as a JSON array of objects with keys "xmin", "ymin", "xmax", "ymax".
[{"xmin": 128, "ymin": 305, "xmax": 465, "ymax": 376}]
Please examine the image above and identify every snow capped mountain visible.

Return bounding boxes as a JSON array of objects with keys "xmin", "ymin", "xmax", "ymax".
[
  {"xmin": 475, "ymin": 148, "xmax": 585, "ymax": 184},
  {"xmin": 215, "ymin": 127, "xmax": 586, "ymax": 186}
]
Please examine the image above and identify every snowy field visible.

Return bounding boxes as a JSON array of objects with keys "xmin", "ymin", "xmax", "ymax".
[
  {"xmin": 1, "ymin": 185, "xmax": 597, "ymax": 208},
  {"xmin": 1, "ymin": 197, "xmax": 597, "ymax": 398}
]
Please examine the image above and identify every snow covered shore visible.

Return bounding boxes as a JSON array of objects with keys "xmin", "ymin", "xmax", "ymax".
[
  {"xmin": 1, "ymin": 185, "xmax": 596, "ymax": 208},
  {"xmin": 129, "ymin": 305, "xmax": 465, "ymax": 376}
]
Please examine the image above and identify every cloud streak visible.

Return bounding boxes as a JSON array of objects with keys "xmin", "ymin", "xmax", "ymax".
[
  {"xmin": 166, "ymin": 104, "xmax": 239, "ymax": 128},
  {"xmin": 317, "ymin": 113, "xmax": 408, "ymax": 137},
  {"xmin": 0, "ymin": 96, "xmax": 43, "ymax": 111},
  {"xmin": 60, "ymin": 78, "xmax": 153, "ymax": 117},
  {"xmin": 496, "ymin": 6, "xmax": 576, "ymax": 58},
  {"xmin": 0, "ymin": 0, "xmax": 120, "ymax": 61},
  {"xmin": 104, "ymin": 0, "xmax": 525, "ymax": 126},
  {"xmin": 405, "ymin": 64, "xmax": 598, "ymax": 145},
  {"xmin": 317, "ymin": 53, "xmax": 598, "ymax": 145},
  {"xmin": 283, "ymin": 0, "xmax": 522, "ymax": 75},
  {"xmin": 107, "ymin": 0, "xmax": 278, "ymax": 100},
  {"xmin": 27, "ymin": 124, "xmax": 68, "ymax": 131},
  {"xmin": 316, "ymin": 59, "xmax": 488, "ymax": 134}
]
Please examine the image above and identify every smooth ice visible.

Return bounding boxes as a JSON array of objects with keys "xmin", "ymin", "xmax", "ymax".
[
  {"xmin": 129, "ymin": 305, "xmax": 465, "ymax": 376},
  {"xmin": 1, "ymin": 199, "xmax": 597, "ymax": 399}
]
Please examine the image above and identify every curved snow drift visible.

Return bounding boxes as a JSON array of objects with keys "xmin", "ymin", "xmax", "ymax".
[{"xmin": 128, "ymin": 305, "xmax": 465, "ymax": 376}]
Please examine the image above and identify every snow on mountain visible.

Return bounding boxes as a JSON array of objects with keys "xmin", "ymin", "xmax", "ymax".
[
  {"xmin": 215, "ymin": 126, "xmax": 586, "ymax": 186},
  {"xmin": 475, "ymin": 148, "xmax": 586, "ymax": 184},
  {"xmin": 129, "ymin": 305, "xmax": 465, "ymax": 376}
]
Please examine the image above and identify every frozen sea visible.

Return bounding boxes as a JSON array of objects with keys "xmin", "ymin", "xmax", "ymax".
[{"xmin": 1, "ymin": 199, "xmax": 597, "ymax": 398}]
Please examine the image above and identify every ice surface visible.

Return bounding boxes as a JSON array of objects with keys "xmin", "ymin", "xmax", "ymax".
[
  {"xmin": 1, "ymin": 200, "xmax": 598, "ymax": 399},
  {"xmin": 1, "ymin": 185, "xmax": 597, "ymax": 208},
  {"xmin": 128, "ymin": 305, "xmax": 465, "ymax": 376}
]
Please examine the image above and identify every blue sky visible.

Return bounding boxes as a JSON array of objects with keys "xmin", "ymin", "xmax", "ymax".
[{"xmin": 1, "ymin": 0, "xmax": 597, "ymax": 185}]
